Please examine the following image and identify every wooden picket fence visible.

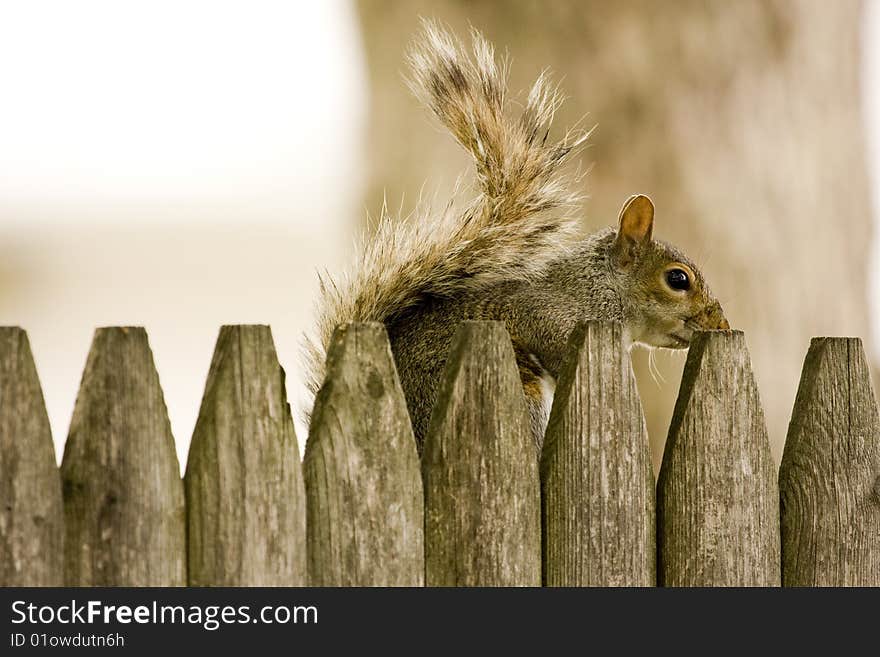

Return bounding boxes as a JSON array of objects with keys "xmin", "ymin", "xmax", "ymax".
[{"xmin": 1, "ymin": 321, "xmax": 878, "ymax": 587}]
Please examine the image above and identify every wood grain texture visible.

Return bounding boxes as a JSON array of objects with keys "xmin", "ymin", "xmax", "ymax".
[
  {"xmin": 304, "ymin": 322, "xmax": 423, "ymax": 586},
  {"xmin": 541, "ymin": 322, "xmax": 655, "ymax": 586},
  {"xmin": 423, "ymin": 321, "xmax": 540, "ymax": 586},
  {"xmin": 61, "ymin": 327, "xmax": 185, "ymax": 586},
  {"xmin": 185, "ymin": 325, "xmax": 306, "ymax": 586},
  {"xmin": 779, "ymin": 337, "xmax": 880, "ymax": 586},
  {"xmin": 0, "ymin": 328, "xmax": 64, "ymax": 586},
  {"xmin": 657, "ymin": 330, "xmax": 780, "ymax": 586}
]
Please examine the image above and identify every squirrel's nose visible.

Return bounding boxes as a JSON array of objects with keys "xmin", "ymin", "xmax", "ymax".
[
  {"xmin": 699, "ymin": 302, "xmax": 729, "ymax": 330},
  {"xmin": 711, "ymin": 303, "xmax": 730, "ymax": 330}
]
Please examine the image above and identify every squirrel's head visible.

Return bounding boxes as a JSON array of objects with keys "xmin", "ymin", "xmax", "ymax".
[{"xmin": 610, "ymin": 194, "xmax": 729, "ymax": 349}]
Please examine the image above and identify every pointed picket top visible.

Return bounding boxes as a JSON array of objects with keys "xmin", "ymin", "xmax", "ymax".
[
  {"xmin": 304, "ymin": 322, "xmax": 423, "ymax": 586},
  {"xmin": 780, "ymin": 337, "xmax": 880, "ymax": 586},
  {"xmin": 0, "ymin": 327, "xmax": 64, "ymax": 586},
  {"xmin": 541, "ymin": 321, "xmax": 655, "ymax": 586},
  {"xmin": 657, "ymin": 330, "xmax": 780, "ymax": 586},
  {"xmin": 61, "ymin": 327, "xmax": 185, "ymax": 586},
  {"xmin": 423, "ymin": 321, "xmax": 541, "ymax": 586},
  {"xmin": 186, "ymin": 325, "xmax": 306, "ymax": 586}
]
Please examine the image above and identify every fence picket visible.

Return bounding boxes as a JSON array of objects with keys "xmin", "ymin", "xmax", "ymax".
[
  {"xmin": 185, "ymin": 325, "xmax": 306, "ymax": 586},
  {"xmin": 304, "ymin": 322, "xmax": 423, "ymax": 586},
  {"xmin": 541, "ymin": 321, "xmax": 655, "ymax": 586},
  {"xmin": 422, "ymin": 321, "xmax": 541, "ymax": 586},
  {"xmin": 657, "ymin": 330, "xmax": 780, "ymax": 586},
  {"xmin": 61, "ymin": 327, "xmax": 185, "ymax": 586},
  {"xmin": 780, "ymin": 337, "xmax": 880, "ymax": 585},
  {"xmin": 0, "ymin": 327, "xmax": 64, "ymax": 586}
]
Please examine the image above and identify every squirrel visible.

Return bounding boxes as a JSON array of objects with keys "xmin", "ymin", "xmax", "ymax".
[{"xmin": 304, "ymin": 22, "xmax": 729, "ymax": 452}]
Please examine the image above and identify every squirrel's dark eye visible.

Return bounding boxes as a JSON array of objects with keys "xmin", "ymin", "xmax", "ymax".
[{"xmin": 665, "ymin": 268, "xmax": 690, "ymax": 291}]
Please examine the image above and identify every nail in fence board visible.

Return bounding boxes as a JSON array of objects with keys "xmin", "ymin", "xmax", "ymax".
[
  {"xmin": 780, "ymin": 338, "xmax": 880, "ymax": 586},
  {"xmin": 185, "ymin": 325, "xmax": 306, "ymax": 586},
  {"xmin": 304, "ymin": 322, "xmax": 424, "ymax": 586},
  {"xmin": 0, "ymin": 328, "xmax": 64, "ymax": 586},
  {"xmin": 423, "ymin": 321, "xmax": 541, "ymax": 586},
  {"xmin": 657, "ymin": 330, "xmax": 780, "ymax": 586},
  {"xmin": 61, "ymin": 327, "xmax": 185, "ymax": 586},
  {"xmin": 541, "ymin": 321, "xmax": 655, "ymax": 586}
]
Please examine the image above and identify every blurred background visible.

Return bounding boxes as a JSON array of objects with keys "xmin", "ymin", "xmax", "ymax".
[{"xmin": 0, "ymin": 0, "xmax": 878, "ymax": 472}]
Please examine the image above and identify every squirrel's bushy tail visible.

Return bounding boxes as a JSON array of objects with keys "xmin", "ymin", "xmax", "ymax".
[{"xmin": 303, "ymin": 20, "xmax": 589, "ymax": 403}]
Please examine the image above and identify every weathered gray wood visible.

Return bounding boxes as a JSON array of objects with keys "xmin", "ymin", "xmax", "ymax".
[
  {"xmin": 304, "ymin": 322, "xmax": 423, "ymax": 586},
  {"xmin": 541, "ymin": 321, "xmax": 655, "ymax": 586},
  {"xmin": 779, "ymin": 337, "xmax": 880, "ymax": 586},
  {"xmin": 61, "ymin": 327, "xmax": 185, "ymax": 586},
  {"xmin": 185, "ymin": 325, "xmax": 306, "ymax": 586},
  {"xmin": 0, "ymin": 328, "xmax": 64, "ymax": 586},
  {"xmin": 423, "ymin": 321, "xmax": 541, "ymax": 586},
  {"xmin": 657, "ymin": 330, "xmax": 780, "ymax": 586}
]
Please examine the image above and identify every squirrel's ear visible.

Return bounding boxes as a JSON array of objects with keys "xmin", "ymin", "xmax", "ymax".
[{"xmin": 612, "ymin": 194, "xmax": 654, "ymax": 269}]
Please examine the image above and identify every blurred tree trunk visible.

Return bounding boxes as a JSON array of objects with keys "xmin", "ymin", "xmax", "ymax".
[{"xmin": 354, "ymin": 0, "xmax": 874, "ymax": 468}]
